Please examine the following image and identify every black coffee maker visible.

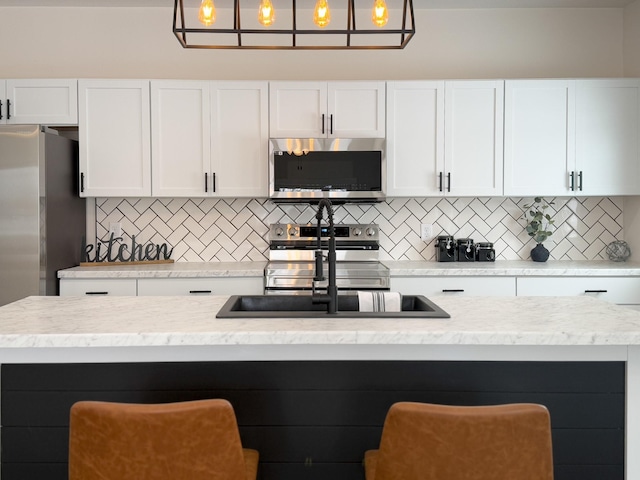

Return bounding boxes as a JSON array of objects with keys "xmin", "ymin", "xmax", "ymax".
[
  {"xmin": 435, "ymin": 236, "xmax": 456, "ymax": 262},
  {"xmin": 456, "ymin": 238, "xmax": 475, "ymax": 262}
]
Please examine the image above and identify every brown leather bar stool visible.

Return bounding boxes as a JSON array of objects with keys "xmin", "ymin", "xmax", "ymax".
[
  {"xmin": 69, "ymin": 399, "xmax": 258, "ymax": 480},
  {"xmin": 364, "ymin": 402, "xmax": 554, "ymax": 480}
]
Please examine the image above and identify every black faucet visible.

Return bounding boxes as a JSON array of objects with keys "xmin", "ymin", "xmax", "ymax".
[{"xmin": 312, "ymin": 198, "xmax": 338, "ymax": 314}]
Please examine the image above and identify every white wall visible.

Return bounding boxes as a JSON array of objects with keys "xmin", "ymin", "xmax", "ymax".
[
  {"xmin": 0, "ymin": 6, "xmax": 624, "ymax": 79},
  {"xmin": 625, "ymin": 0, "xmax": 640, "ymax": 76}
]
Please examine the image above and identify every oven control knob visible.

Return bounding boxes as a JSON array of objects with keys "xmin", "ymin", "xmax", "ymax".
[
  {"xmin": 352, "ymin": 227, "xmax": 362, "ymax": 237},
  {"xmin": 365, "ymin": 227, "xmax": 376, "ymax": 237},
  {"xmin": 288, "ymin": 227, "xmax": 298, "ymax": 237},
  {"xmin": 274, "ymin": 226, "xmax": 285, "ymax": 237}
]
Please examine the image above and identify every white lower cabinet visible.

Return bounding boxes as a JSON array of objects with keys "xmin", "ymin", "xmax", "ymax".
[
  {"xmin": 60, "ymin": 279, "xmax": 137, "ymax": 296},
  {"xmin": 516, "ymin": 277, "xmax": 640, "ymax": 305},
  {"xmin": 391, "ymin": 277, "xmax": 516, "ymax": 297},
  {"xmin": 137, "ymin": 277, "xmax": 263, "ymax": 296}
]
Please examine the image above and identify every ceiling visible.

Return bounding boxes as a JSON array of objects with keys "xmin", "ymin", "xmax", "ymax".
[{"xmin": 0, "ymin": 0, "xmax": 635, "ymax": 7}]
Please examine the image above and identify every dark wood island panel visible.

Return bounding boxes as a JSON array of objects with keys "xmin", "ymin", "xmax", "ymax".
[{"xmin": 1, "ymin": 361, "xmax": 625, "ymax": 480}]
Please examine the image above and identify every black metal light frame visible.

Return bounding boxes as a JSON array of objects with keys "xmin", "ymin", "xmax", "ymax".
[{"xmin": 173, "ymin": 0, "xmax": 415, "ymax": 50}]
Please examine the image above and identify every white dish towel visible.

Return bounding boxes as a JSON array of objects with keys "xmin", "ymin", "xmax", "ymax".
[{"xmin": 357, "ymin": 291, "xmax": 402, "ymax": 312}]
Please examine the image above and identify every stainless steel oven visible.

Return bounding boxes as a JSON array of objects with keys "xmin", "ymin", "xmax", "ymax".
[{"xmin": 265, "ymin": 223, "xmax": 389, "ymax": 295}]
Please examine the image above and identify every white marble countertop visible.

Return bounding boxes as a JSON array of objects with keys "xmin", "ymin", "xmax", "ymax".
[
  {"xmin": 57, "ymin": 260, "xmax": 640, "ymax": 279},
  {"xmin": 57, "ymin": 261, "xmax": 267, "ymax": 278},
  {"xmin": 1, "ymin": 294, "xmax": 640, "ymax": 348},
  {"xmin": 383, "ymin": 260, "xmax": 640, "ymax": 276}
]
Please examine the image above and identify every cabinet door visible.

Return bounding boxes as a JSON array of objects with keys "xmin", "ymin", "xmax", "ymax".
[
  {"xmin": 575, "ymin": 79, "xmax": 640, "ymax": 195},
  {"xmin": 386, "ymin": 81, "xmax": 445, "ymax": 196},
  {"xmin": 269, "ymin": 81, "xmax": 326, "ymax": 137},
  {"xmin": 211, "ymin": 81, "xmax": 269, "ymax": 197},
  {"xmin": 445, "ymin": 80, "xmax": 504, "ymax": 196},
  {"xmin": 151, "ymin": 80, "xmax": 211, "ymax": 197},
  {"xmin": 504, "ymin": 80, "xmax": 575, "ymax": 196},
  {"xmin": 138, "ymin": 277, "xmax": 263, "ymax": 296},
  {"xmin": 0, "ymin": 81, "xmax": 5, "ymax": 123},
  {"xmin": 6, "ymin": 79, "xmax": 78, "ymax": 125},
  {"xmin": 79, "ymin": 80, "xmax": 151, "ymax": 197},
  {"xmin": 391, "ymin": 277, "xmax": 516, "ymax": 296},
  {"xmin": 328, "ymin": 81, "xmax": 385, "ymax": 138},
  {"xmin": 59, "ymin": 279, "xmax": 137, "ymax": 296}
]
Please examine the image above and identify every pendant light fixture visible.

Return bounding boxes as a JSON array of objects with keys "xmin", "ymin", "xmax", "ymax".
[{"xmin": 174, "ymin": 0, "xmax": 415, "ymax": 50}]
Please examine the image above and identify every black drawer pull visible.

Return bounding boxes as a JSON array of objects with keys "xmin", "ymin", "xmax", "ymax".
[
  {"xmin": 189, "ymin": 290, "xmax": 212, "ymax": 294},
  {"xmin": 85, "ymin": 291, "xmax": 109, "ymax": 295},
  {"xmin": 0, "ymin": 99, "xmax": 3, "ymax": 120},
  {"xmin": 6, "ymin": 99, "xmax": 10, "ymax": 119},
  {"xmin": 205, "ymin": 172, "xmax": 208, "ymax": 192},
  {"xmin": 584, "ymin": 289, "xmax": 607, "ymax": 293},
  {"xmin": 442, "ymin": 289, "xmax": 464, "ymax": 293}
]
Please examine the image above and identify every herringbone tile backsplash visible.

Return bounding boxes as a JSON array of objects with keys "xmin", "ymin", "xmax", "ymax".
[{"xmin": 95, "ymin": 197, "xmax": 623, "ymax": 262}]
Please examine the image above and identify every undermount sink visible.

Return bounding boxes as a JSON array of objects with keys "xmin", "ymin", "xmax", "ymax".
[{"xmin": 216, "ymin": 295, "xmax": 450, "ymax": 319}]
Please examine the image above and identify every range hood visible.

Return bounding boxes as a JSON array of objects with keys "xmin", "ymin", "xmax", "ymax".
[{"xmin": 269, "ymin": 138, "xmax": 386, "ymax": 204}]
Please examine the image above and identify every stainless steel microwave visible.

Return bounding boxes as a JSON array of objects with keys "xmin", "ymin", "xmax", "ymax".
[{"xmin": 269, "ymin": 138, "xmax": 386, "ymax": 203}]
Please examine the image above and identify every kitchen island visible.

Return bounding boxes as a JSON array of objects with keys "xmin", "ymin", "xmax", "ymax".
[{"xmin": 0, "ymin": 294, "xmax": 638, "ymax": 480}]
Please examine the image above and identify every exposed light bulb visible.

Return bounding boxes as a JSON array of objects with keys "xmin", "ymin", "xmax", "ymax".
[
  {"xmin": 313, "ymin": 0, "xmax": 331, "ymax": 28},
  {"xmin": 198, "ymin": 0, "xmax": 216, "ymax": 26},
  {"xmin": 258, "ymin": 0, "xmax": 275, "ymax": 27},
  {"xmin": 372, "ymin": 0, "xmax": 388, "ymax": 27}
]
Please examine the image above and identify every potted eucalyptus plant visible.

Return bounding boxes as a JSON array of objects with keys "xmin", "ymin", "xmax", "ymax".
[{"xmin": 523, "ymin": 197, "xmax": 555, "ymax": 262}]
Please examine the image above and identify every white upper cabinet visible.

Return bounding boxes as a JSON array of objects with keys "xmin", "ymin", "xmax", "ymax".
[
  {"xmin": 386, "ymin": 80, "xmax": 503, "ymax": 197},
  {"xmin": 575, "ymin": 79, "xmax": 640, "ymax": 195},
  {"xmin": 504, "ymin": 79, "xmax": 575, "ymax": 196},
  {"xmin": 269, "ymin": 81, "xmax": 385, "ymax": 138},
  {"xmin": 386, "ymin": 81, "xmax": 445, "ymax": 197},
  {"xmin": 444, "ymin": 80, "xmax": 504, "ymax": 196},
  {"xmin": 0, "ymin": 82, "xmax": 5, "ymax": 123},
  {"xmin": 210, "ymin": 81, "xmax": 269, "ymax": 197},
  {"xmin": 505, "ymin": 78, "xmax": 640, "ymax": 197},
  {"xmin": 78, "ymin": 79, "xmax": 151, "ymax": 197},
  {"xmin": 151, "ymin": 80, "xmax": 211, "ymax": 197},
  {"xmin": 1, "ymin": 79, "xmax": 78, "ymax": 125},
  {"xmin": 151, "ymin": 80, "xmax": 269, "ymax": 197}
]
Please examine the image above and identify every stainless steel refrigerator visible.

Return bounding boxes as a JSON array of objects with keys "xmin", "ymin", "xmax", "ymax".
[{"xmin": 0, "ymin": 125, "xmax": 85, "ymax": 307}]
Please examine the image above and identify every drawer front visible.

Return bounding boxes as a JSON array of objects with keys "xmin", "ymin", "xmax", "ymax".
[
  {"xmin": 390, "ymin": 277, "xmax": 516, "ymax": 296},
  {"xmin": 137, "ymin": 277, "xmax": 263, "ymax": 296},
  {"xmin": 516, "ymin": 277, "xmax": 640, "ymax": 304},
  {"xmin": 59, "ymin": 279, "xmax": 137, "ymax": 296}
]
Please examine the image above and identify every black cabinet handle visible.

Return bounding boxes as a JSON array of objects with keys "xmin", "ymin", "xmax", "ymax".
[
  {"xmin": 438, "ymin": 172, "xmax": 443, "ymax": 192},
  {"xmin": 321, "ymin": 114, "xmax": 325, "ymax": 134},
  {"xmin": 80, "ymin": 172, "xmax": 85, "ymax": 193},
  {"xmin": 85, "ymin": 291, "xmax": 109, "ymax": 295},
  {"xmin": 330, "ymin": 114, "xmax": 333, "ymax": 135},
  {"xmin": 570, "ymin": 171, "xmax": 575, "ymax": 191},
  {"xmin": 6, "ymin": 99, "xmax": 11, "ymax": 119},
  {"xmin": 0, "ymin": 99, "xmax": 3, "ymax": 120},
  {"xmin": 578, "ymin": 171, "xmax": 583, "ymax": 191},
  {"xmin": 189, "ymin": 290, "xmax": 212, "ymax": 294},
  {"xmin": 584, "ymin": 289, "xmax": 607, "ymax": 293},
  {"xmin": 442, "ymin": 289, "xmax": 464, "ymax": 293},
  {"xmin": 205, "ymin": 172, "xmax": 208, "ymax": 193},
  {"xmin": 447, "ymin": 172, "xmax": 451, "ymax": 192},
  {"xmin": 213, "ymin": 172, "xmax": 216, "ymax": 192}
]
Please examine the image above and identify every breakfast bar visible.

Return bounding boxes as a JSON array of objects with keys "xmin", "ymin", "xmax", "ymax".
[{"xmin": 0, "ymin": 294, "xmax": 638, "ymax": 479}]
